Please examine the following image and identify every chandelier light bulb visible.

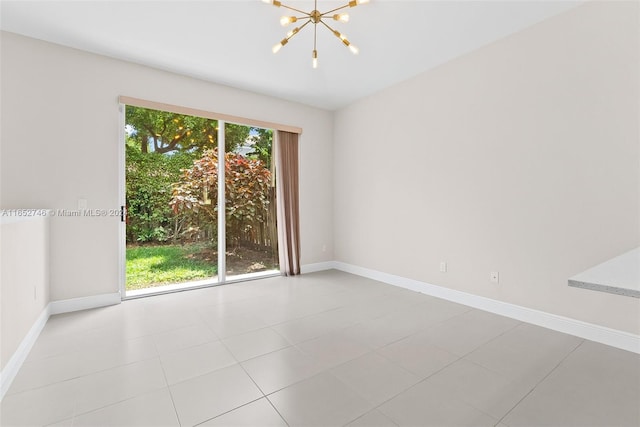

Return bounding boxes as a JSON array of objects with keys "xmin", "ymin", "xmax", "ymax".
[
  {"xmin": 333, "ymin": 13, "xmax": 349, "ymax": 22},
  {"xmin": 349, "ymin": 44, "xmax": 359, "ymax": 54},
  {"xmin": 280, "ymin": 16, "xmax": 297, "ymax": 26},
  {"xmin": 272, "ymin": 40, "xmax": 285, "ymax": 53},
  {"xmin": 263, "ymin": 0, "xmax": 282, "ymax": 6},
  {"xmin": 312, "ymin": 50, "xmax": 318, "ymax": 69},
  {"xmin": 348, "ymin": 0, "xmax": 369, "ymax": 7},
  {"xmin": 286, "ymin": 27, "xmax": 300, "ymax": 38}
]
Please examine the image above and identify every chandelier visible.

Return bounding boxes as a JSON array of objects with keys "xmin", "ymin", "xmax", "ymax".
[{"xmin": 262, "ymin": 0, "xmax": 370, "ymax": 68}]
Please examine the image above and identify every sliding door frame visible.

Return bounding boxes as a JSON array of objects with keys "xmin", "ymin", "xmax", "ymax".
[
  {"xmin": 118, "ymin": 104, "xmax": 127, "ymax": 299},
  {"xmin": 217, "ymin": 120, "xmax": 226, "ymax": 284},
  {"xmin": 118, "ymin": 98, "xmax": 297, "ymax": 300}
]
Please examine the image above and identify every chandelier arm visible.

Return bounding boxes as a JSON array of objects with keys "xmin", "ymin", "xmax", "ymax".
[
  {"xmin": 285, "ymin": 19, "xmax": 312, "ymax": 42},
  {"xmin": 319, "ymin": 19, "xmax": 339, "ymax": 35},
  {"xmin": 321, "ymin": 4, "xmax": 350, "ymax": 16},
  {"xmin": 299, "ymin": 19, "xmax": 312, "ymax": 31},
  {"xmin": 298, "ymin": 19, "xmax": 313, "ymax": 32},
  {"xmin": 280, "ymin": 4, "xmax": 310, "ymax": 15}
]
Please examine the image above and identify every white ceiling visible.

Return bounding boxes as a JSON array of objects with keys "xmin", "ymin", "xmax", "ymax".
[{"xmin": 0, "ymin": 0, "xmax": 581, "ymax": 110}]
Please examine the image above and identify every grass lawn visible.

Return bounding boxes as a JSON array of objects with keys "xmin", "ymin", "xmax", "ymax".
[{"xmin": 126, "ymin": 243, "xmax": 217, "ymax": 290}]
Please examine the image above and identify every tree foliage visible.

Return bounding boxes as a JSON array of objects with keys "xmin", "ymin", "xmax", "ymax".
[
  {"xmin": 125, "ymin": 105, "xmax": 250, "ymax": 154},
  {"xmin": 248, "ymin": 128, "xmax": 273, "ymax": 169},
  {"xmin": 125, "ymin": 105, "xmax": 274, "ymax": 246},
  {"xmin": 170, "ymin": 149, "xmax": 272, "ymax": 248},
  {"xmin": 125, "ymin": 139, "xmax": 195, "ymax": 242}
]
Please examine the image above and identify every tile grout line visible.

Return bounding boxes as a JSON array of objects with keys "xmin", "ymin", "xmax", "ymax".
[
  {"xmin": 191, "ymin": 396, "xmax": 271, "ymax": 427},
  {"xmin": 265, "ymin": 395, "xmax": 292, "ymax": 427},
  {"xmin": 155, "ymin": 337, "xmax": 184, "ymax": 427},
  {"xmin": 221, "ymin": 336, "xmax": 292, "ymax": 427},
  {"xmin": 154, "ymin": 317, "xmax": 274, "ymax": 426},
  {"xmin": 339, "ymin": 317, "xmax": 527, "ymax": 426},
  {"xmin": 340, "ymin": 352, "xmax": 466, "ymax": 426},
  {"xmin": 5, "ymin": 350, "xmax": 161, "ymax": 400},
  {"xmin": 495, "ymin": 339, "xmax": 586, "ymax": 425},
  {"xmin": 220, "ymin": 326, "xmax": 293, "ymax": 426},
  {"xmin": 71, "ymin": 330, "xmax": 169, "ymax": 421},
  {"xmin": 70, "ymin": 383, "xmax": 172, "ymax": 424},
  {"xmin": 260, "ymin": 305, "xmax": 522, "ymax": 425}
]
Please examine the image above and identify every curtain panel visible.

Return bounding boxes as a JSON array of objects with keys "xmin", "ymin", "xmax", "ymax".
[{"xmin": 275, "ymin": 131, "xmax": 301, "ymax": 276}]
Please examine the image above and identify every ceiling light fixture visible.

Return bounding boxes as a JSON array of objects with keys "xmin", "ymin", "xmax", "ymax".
[{"xmin": 262, "ymin": 0, "xmax": 369, "ymax": 68}]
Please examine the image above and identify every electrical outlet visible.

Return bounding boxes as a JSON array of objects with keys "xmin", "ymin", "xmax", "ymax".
[
  {"xmin": 440, "ymin": 261, "xmax": 447, "ymax": 273},
  {"xmin": 490, "ymin": 272, "xmax": 499, "ymax": 283}
]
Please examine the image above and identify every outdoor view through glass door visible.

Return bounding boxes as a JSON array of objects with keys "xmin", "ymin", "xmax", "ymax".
[
  {"xmin": 224, "ymin": 124, "xmax": 279, "ymax": 281},
  {"xmin": 124, "ymin": 105, "xmax": 278, "ymax": 297}
]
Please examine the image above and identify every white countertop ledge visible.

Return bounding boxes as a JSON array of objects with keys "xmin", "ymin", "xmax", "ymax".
[{"xmin": 569, "ymin": 248, "xmax": 640, "ymax": 298}]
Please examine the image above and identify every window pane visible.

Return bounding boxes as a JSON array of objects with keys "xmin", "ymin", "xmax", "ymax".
[
  {"xmin": 225, "ymin": 124, "xmax": 279, "ymax": 279},
  {"xmin": 124, "ymin": 105, "xmax": 219, "ymax": 294}
]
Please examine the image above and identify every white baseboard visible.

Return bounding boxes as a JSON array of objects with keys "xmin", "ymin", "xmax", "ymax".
[
  {"xmin": 331, "ymin": 262, "xmax": 640, "ymax": 354},
  {"xmin": 49, "ymin": 292, "xmax": 121, "ymax": 315},
  {"xmin": 0, "ymin": 305, "xmax": 50, "ymax": 400},
  {"xmin": 301, "ymin": 261, "xmax": 337, "ymax": 274},
  {"xmin": 1, "ymin": 292, "xmax": 122, "ymax": 401}
]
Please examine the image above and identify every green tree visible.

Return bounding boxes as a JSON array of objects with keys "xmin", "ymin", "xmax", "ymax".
[
  {"xmin": 124, "ymin": 106, "xmax": 256, "ymax": 244},
  {"xmin": 248, "ymin": 128, "xmax": 274, "ymax": 169},
  {"xmin": 125, "ymin": 105, "xmax": 250, "ymax": 154},
  {"xmin": 125, "ymin": 138, "xmax": 195, "ymax": 243}
]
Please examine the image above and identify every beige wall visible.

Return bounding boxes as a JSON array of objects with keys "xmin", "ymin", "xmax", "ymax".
[
  {"xmin": 334, "ymin": 1, "xmax": 640, "ymax": 333},
  {"xmin": 0, "ymin": 32, "xmax": 334, "ymax": 301},
  {"xmin": 0, "ymin": 217, "xmax": 49, "ymax": 370}
]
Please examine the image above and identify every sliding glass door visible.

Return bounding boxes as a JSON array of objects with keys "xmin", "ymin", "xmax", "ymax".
[{"xmin": 122, "ymin": 105, "xmax": 278, "ymax": 298}]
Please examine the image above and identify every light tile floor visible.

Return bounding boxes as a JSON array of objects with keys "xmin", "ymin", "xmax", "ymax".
[{"xmin": 2, "ymin": 270, "xmax": 639, "ymax": 426}]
